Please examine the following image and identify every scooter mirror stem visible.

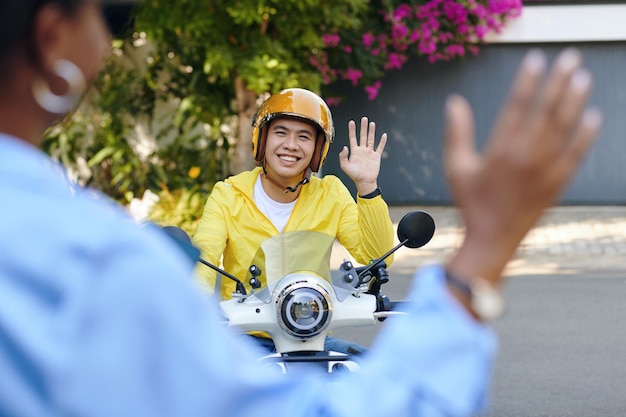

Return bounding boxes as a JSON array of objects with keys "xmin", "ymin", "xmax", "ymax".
[
  {"xmin": 357, "ymin": 238, "xmax": 408, "ymax": 280},
  {"xmin": 197, "ymin": 257, "xmax": 247, "ymax": 295}
]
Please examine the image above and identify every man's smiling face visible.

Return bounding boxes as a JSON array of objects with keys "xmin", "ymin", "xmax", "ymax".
[{"xmin": 264, "ymin": 116, "xmax": 318, "ymax": 184}]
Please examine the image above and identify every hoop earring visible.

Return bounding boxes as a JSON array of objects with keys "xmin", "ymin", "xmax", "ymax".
[{"xmin": 31, "ymin": 59, "xmax": 87, "ymax": 114}]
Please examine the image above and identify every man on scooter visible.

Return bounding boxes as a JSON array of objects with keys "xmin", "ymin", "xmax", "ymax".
[{"xmin": 193, "ymin": 88, "xmax": 395, "ymax": 354}]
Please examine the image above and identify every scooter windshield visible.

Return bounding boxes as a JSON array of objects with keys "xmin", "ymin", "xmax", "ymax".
[{"xmin": 245, "ymin": 231, "xmax": 336, "ymax": 303}]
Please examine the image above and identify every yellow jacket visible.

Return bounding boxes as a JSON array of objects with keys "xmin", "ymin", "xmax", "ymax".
[{"xmin": 193, "ymin": 167, "xmax": 394, "ymax": 300}]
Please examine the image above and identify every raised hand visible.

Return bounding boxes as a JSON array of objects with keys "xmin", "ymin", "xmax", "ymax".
[
  {"xmin": 339, "ymin": 116, "xmax": 388, "ymax": 196},
  {"xmin": 445, "ymin": 48, "xmax": 602, "ymax": 288}
]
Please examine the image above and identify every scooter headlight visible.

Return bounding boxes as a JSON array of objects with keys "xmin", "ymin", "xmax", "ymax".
[{"xmin": 276, "ymin": 280, "xmax": 332, "ymax": 339}]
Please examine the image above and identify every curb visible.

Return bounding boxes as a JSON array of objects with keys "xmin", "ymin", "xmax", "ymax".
[{"xmin": 388, "ymin": 206, "xmax": 626, "ymax": 277}]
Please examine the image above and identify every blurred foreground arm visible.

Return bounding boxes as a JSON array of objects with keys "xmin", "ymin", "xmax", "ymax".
[{"xmin": 444, "ymin": 48, "xmax": 602, "ymax": 316}]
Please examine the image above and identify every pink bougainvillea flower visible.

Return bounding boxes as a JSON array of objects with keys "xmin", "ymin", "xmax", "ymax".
[
  {"xmin": 475, "ymin": 25, "xmax": 488, "ymax": 39},
  {"xmin": 322, "ymin": 34, "xmax": 341, "ymax": 47},
  {"xmin": 445, "ymin": 44, "xmax": 465, "ymax": 57},
  {"xmin": 393, "ymin": 4, "xmax": 413, "ymax": 21},
  {"xmin": 325, "ymin": 97, "xmax": 342, "ymax": 107},
  {"xmin": 472, "ymin": 3, "xmax": 488, "ymax": 19},
  {"xmin": 385, "ymin": 53, "xmax": 405, "ymax": 70},
  {"xmin": 310, "ymin": 0, "xmax": 522, "ymax": 99},
  {"xmin": 344, "ymin": 68, "xmax": 363, "ymax": 86},
  {"xmin": 365, "ymin": 81, "xmax": 382, "ymax": 100},
  {"xmin": 362, "ymin": 32, "xmax": 376, "ymax": 48},
  {"xmin": 392, "ymin": 23, "xmax": 409, "ymax": 40},
  {"xmin": 439, "ymin": 32, "xmax": 453, "ymax": 43},
  {"xmin": 418, "ymin": 39, "xmax": 437, "ymax": 55},
  {"xmin": 443, "ymin": 1, "xmax": 467, "ymax": 23},
  {"xmin": 394, "ymin": 43, "xmax": 409, "ymax": 52},
  {"xmin": 410, "ymin": 29, "xmax": 421, "ymax": 42},
  {"xmin": 423, "ymin": 17, "xmax": 440, "ymax": 32}
]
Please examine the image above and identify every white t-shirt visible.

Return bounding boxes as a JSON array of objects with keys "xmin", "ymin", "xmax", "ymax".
[{"xmin": 253, "ymin": 175, "xmax": 296, "ymax": 233}]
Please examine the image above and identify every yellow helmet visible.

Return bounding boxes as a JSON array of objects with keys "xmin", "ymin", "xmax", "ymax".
[{"xmin": 251, "ymin": 88, "xmax": 335, "ymax": 173}]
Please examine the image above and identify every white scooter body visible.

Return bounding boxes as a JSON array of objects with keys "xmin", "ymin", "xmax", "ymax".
[{"xmin": 220, "ymin": 271, "xmax": 377, "ymax": 353}]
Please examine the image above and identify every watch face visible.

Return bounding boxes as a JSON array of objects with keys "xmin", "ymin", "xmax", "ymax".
[{"xmin": 471, "ymin": 279, "xmax": 505, "ymax": 321}]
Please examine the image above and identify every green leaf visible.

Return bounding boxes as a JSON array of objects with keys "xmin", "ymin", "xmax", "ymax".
[{"xmin": 87, "ymin": 147, "xmax": 116, "ymax": 166}]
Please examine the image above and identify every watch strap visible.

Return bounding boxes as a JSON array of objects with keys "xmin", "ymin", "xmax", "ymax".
[
  {"xmin": 359, "ymin": 187, "xmax": 381, "ymax": 199},
  {"xmin": 445, "ymin": 270, "xmax": 505, "ymax": 321},
  {"xmin": 445, "ymin": 270, "xmax": 473, "ymax": 297}
]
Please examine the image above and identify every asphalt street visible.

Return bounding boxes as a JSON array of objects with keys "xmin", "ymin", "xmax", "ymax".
[
  {"xmin": 487, "ymin": 274, "xmax": 626, "ymax": 417},
  {"xmin": 330, "ymin": 205, "xmax": 626, "ymax": 416}
]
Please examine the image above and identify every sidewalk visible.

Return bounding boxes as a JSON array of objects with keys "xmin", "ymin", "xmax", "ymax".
[{"xmin": 387, "ymin": 206, "xmax": 626, "ymax": 277}]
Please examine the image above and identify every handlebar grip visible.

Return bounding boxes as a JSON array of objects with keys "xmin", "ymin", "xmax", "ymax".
[
  {"xmin": 373, "ymin": 300, "xmax": 411, "ymax": 321},
  {"xmin": 389, "ymin": 301, "xmax": 412, "ymax": 311}
]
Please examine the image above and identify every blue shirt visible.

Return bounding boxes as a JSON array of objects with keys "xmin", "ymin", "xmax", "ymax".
[{"xmin": 0, "ymin": 133, "xmax": 497, "ymax": 417}]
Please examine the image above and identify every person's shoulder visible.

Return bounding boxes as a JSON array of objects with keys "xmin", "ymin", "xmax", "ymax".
[
  {"xmin": 215, "ymin": 167, "xmax": 262, "ymax": 192},
  {"xmin": 43, "ymin": 189, "xmax": 194, "ymax": 286},
  {"xmin": 87, "ymin": 211, "xmax": 195, "ymax": 283},
  {"xmin": 69, "ymin": 189, "xmax": 184, "ymax": 256},
  {"xmin": 311, "ymin": 174, "xmax": 351, "ymax": 194},
  {"xmin": 311, "ymin": 173, "xmax": 344, "ymax": 188},
  {"xmin": 305, "ymin": 174, "xmax": 352, "ymax": 203}
]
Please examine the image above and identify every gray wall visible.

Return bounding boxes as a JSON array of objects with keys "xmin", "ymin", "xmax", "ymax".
[{"xmin": 324, "ymin": 43, "xmax": 626, "ymax": 205}]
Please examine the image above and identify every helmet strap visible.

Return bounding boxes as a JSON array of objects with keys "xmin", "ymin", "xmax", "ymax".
[
  {"xmin": 286, "ymin": 170, "xmax": 311, "ymax": 193},
  {"xmin": 262, "ymin": 161, "xmax": 311, "ymax": 194}
]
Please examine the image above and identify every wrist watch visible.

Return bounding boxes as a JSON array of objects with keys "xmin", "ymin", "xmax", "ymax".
[
  {"xmin": 445, "ymin": 271, "xmax": 505, "ymax": 321},
  {"xmin": 359, "ymin": 187, "xmax": 381, "ymax": 199}
]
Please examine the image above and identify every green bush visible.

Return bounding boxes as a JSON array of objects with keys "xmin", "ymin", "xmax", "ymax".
[
  {"xmin": 41, "ymin": 38, "xmax": 232, "ymax": 206},
  {"xmin": 146, "ymin": 186, "xmax": 209, "ymax": 236}
]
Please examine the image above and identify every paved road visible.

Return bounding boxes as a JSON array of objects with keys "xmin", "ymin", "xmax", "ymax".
[
  {"xmin": 331, "ymin": 205, "xmax": 626, "ymax": 416},
  {"xmin": 487, "ymin": 274, "xmax": 626, "ymax": 417},
  {"xmin": 332, "ymin": 274, "xmax": 626, "ymax": 416}
]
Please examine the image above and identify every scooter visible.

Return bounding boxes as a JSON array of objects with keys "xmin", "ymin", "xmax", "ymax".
[{"xmin": 163, "ymin": 210, "xmax": 435, "ymax": 374}]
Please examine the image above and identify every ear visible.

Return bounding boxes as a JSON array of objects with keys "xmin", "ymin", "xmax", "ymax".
[
  {"xmin": 31, "ymin": 3, "xmax": 69, "ymax": 72},
  {"xmin": 31, "ymin": 3, "xmax": 85, "ymax": 97},
  {"xmin": 256, "ymin": 126, "xmax": 268, "ymax": 162},
  {"xmin": 310, "ymin": 134, "xmax": 325, "ymax": 173}
]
